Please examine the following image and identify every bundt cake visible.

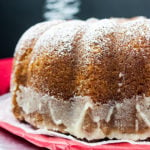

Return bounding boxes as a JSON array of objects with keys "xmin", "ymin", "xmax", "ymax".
[{"xmin": 11, "ymin": 17, "xmax": 150, "ymax": 141}]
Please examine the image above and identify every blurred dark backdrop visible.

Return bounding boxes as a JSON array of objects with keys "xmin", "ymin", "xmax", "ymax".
[{"xmin": 0, "ymin": 0, "xmax": 150, "ymax": 58}]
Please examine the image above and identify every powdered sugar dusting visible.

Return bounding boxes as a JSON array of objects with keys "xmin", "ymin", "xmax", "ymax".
[
  {"xmin": 81, "ymin": 19, "xmax": 118, "ymax": 64},
  {"xmin": 14, "ymin": 20, "xmax": 64, "ymax": 60},
  {"xmin": 14, "ymin": 17, "xmax": 150, "ymax": 65},
  {"xmin": 83, "ymin": 19, "xmax": 117, "ymax": 48},
  {"xmin": 81, "ymin": 17, "xmax": 150, "ymax": 64},
  {"xmin": 119, "ymin": 17, "xmax": 150, "ymax": 42},
  {"xmin": 30, "ymin": 20, "xmax": 85, "ymax": 62}
]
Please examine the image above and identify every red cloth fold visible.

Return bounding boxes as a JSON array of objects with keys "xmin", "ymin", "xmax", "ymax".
[
  {"xmin": 0, "ymin": 58, "xmax": 13, "ymax": 95},
  {"xmin": 1, "ymin": 121, "xmax": 150, "ymax": 150}
]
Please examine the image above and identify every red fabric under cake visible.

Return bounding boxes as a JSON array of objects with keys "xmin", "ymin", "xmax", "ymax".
[{"xmin": 0, "ymin": 58, "xmax": 13, "ymax": 95}]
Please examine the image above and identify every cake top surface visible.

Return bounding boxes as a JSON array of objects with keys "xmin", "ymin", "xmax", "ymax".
[{"xmin": 14, "ymin": 16, "xmax": 150, "ymax": 65}]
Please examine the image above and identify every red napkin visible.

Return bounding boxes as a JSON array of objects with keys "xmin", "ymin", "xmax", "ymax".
[
  {"xmin": 1, "ymin": 121, "xmax": 150, "ymax": 150},
  {"xmin": 0, "ymin": 58, "xmax": 13, "ymax": 95}
]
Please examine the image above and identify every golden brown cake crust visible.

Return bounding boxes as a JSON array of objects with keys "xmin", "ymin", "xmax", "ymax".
[
  {"xmin": 11, "ymin": 17, "xmax": 150, "ymax": 141},
  {"xmin": 24, "ymin": 17, "xmax": 150, "ymax": 103}
]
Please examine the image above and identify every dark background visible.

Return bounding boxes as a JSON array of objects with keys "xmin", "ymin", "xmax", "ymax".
[{"xmin": 1, "ymin": 0, "xmax": 150, "ymax": 58}]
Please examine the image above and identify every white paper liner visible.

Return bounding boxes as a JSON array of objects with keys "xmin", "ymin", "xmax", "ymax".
[{"xmin": 0, "ymin": 93, "xmax": 150, "ymax": 146}]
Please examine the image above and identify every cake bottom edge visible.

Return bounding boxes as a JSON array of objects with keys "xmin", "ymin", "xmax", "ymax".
[{"xmin": 12, "ymin": 85, "xmax": 150, "ymax": 141}]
